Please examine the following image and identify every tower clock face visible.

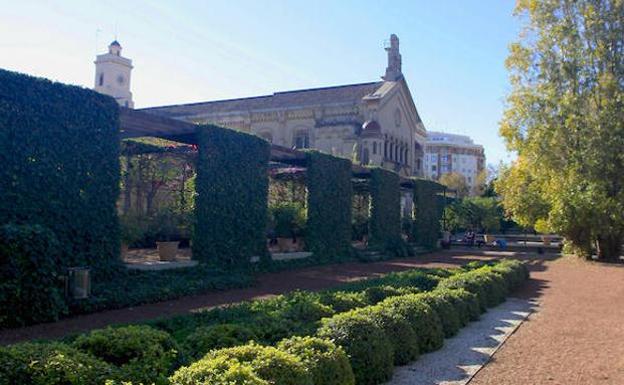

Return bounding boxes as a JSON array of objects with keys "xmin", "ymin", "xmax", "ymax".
[{"xmin": 117, "ymin": 75, "xmax": 125, "ymax": 85}]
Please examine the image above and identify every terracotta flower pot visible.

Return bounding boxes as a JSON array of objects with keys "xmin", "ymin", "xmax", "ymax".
[{"xmin": 156, "ymin": 241, "xmax": 179, "ymax": 261}]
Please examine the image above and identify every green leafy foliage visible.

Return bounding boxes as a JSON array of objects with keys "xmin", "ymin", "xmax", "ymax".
[
  {"xmin": 0, "ymin": 224, "xmax": 67, "ymax": 327},
  {"xmin": 368, "ymin": 168, "xmax": 404, "ymax": 255},
  {"xmin": 378, "ymin": 294, "xmax": 444, "ymax": 353},
  {"xmin": 268, "ymin": 202, "xmax": 307, "ymax": 238},
  {"xmin": 497, "ymin": 1, "xmax": 624, "ymax": 260},
  {"xmin": 0, "ymin": 342, "xmax": 116, "ymax": 385},
  {"xmin": 418, "ymin": 291, "xmax": 462, "ymax": 338},
  {"xmin": 319, "ymin": 291, "xmax": 369, "ymax": 313},
  {"xmin": 305, "ymin": 151, "xmax": 353, "ymax": 261},
  {"xmin": 277, "ymin": 336, "xmax": 355, "ymax": 385},
  {"xmin": 72, "ymin": 325, "xmax": 182, "ymax": 385},
  {"xmin": 412, "ymin": 179, "xmax": 444, "ymax": 248},
  {"xmin": 444, "ymin": 197, "xmax": 503, "ymax": 233},
  {"xmin": 171, "ymin": 343, "xmax": 313, "ymax": 385},
  {"xmin": 317, "ymin": 310, "xmax": 394, "ymax": 385},
  {"xmin": 184, "ymin": 324, "xmax": 258, "ymax": 360},
  {"xmin": 0, "ymin": 69, "xmax": 121, "ymax": 274},
  {"xmin": 193, "ymin": 125, "xmax": 270, "ymax": 267}
]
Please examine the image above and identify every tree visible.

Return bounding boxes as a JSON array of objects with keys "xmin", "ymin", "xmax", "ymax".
[
  {"xmin": 439, "ymin": 172, "xmax": 470, "ymax": 199},
  {"xmin": 497, "ymin": 0, "xmax": 624, "ymax": 260},
  {"xmin": 445, "ymin": 197, "xmax": 503, "ymax": 234}
]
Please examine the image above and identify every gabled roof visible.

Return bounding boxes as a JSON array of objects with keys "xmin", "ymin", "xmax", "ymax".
[{"xmin": 141, "ymin": 81, "xmax": 384, "ymax": 118}]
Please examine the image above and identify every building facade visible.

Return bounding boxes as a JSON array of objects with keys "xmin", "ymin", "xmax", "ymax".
[
  {"xmin": 423, "ymin": 131, "xmax": 485, "ymax": 190},
  {"xmin": 136, "ymin": 34, "xmax": 427, "ymax": 177}
]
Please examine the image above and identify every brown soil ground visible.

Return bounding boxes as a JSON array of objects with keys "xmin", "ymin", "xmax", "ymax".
[
  {"xmin": 470, "ymin": 255, "xmax": 624, "ymax": 385},
  {"xmin": 0, "ymin": 250, "xmax": 509, "ymax": 345}
]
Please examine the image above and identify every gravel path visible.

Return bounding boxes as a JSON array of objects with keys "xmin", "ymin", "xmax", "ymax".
[
  {"xmin": 470, "ymin": 256, "xmax": 624, "ymax": 385},
  {"xmin": 385, "ymin": 298, "xmax": 534, "ymax": 385}
]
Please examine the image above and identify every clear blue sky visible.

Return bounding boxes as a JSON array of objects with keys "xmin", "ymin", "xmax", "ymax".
[{"xmin": 0, "ymin": 0, "xmax": 520, "ymax": 165}]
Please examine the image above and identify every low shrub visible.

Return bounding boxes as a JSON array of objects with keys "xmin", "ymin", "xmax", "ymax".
[
  {"xmin": 0, "ymin": 342, "xmax": 115, "ymax": 385},
  {"xmin": 317, "ymin": 310, "xmax": 393, "ymax": 385},
  {"xmin": 319, "ymin": 291, "xmax": 368, "ymax": 313},
  {"xmin": 184, "ymin": 323, "xmax": 258, "ymax": 360},
  {"xmin": 358, "ymin": 306, "xmax": 420, "ymax": 365},
  {"xmin": 168, "ymin": 355, "xmax": 268, "ymax": 385},
  {"xmin": 418, "ymin": 291, "xmax": 461, "ymax": 338},
  {"xmin": 0, "ymin": 224, "xmax": 67, "ymax": 328},
  {"xmin": 72, "ymin": 325, "xmax": 181, "ymax": 385},
  {"xmin": 491, "ymin": 259, "xmax": 529, "ymax": 291},
  {"xmin": 277, "ymin": 336, "xmax": 354, "ymax": 385},
  {"xmin": 378, "ymin": 294, "xmax": 444, "ymax": 353},
  {"xmin": 437, "ymin": 267, "xmax": 507, "ymax": 311},
  {"xmin": 171, "ymin": 343, "xmax": 312, "ymax": 385},
  {"xmin": 432, "ymin": 288, "xmax": 480, "ymax": 326}
]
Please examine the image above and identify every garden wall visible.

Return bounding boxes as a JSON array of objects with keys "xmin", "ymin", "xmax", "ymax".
[
  {"xmin": 306, "ymin": 151, "xmax": 353, "ymax": 260},
  {"xmin": 0, "ymin": 69, "xmax": 121, "ymax": 273},
  {"xmin": 193, "ymin": 124, "xmax": 270, "ymax": 267}
]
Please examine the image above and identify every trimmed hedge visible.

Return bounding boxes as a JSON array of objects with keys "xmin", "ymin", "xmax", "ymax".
[
  {"xmin": 193, "ymin": 124, "xmax": 270, "ymax": 267},
  {"xmin": 0, "ymin": 69, "xmax": 121, "ymax": 274},
  {"xmin": 368, "ymin": 168, "xmax": 403, "ymax": 253},
  {"xmin": 412, "ymin": 179, "xmax": 444, "ymax": 248},
  {"xmin": 0, "ymin": 224, "xmax": 67, "ymax": 327},
  {"xmin": 0, "ymin": 260, "xmax": 530, "ymax": 385},
  {"xmin": 317, "ymin": 310, "xmax": 394, "ymax": 385},
  {"xmin": 184, "ymin": 323, "xmax": 258, "ymax": 360},
  {"xmin": 171, "ymin": 343, "xmax": 313, "ymax": 385},
  {"xmin": 277, "ymin": 336, "xmax": 355, "ymax": 385},
  {"xmin": 305, "ymin": 151, "xmax": 353, "ymax": 260},
  {"xmin": 72, "ymin": 325, "xmax": 182, "ymax": 385}
]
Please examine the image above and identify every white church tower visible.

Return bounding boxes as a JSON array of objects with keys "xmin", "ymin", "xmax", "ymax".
[
  {"xmin": 94, "ymin": 40, "xmax": 134, "ymax": 108},
  {"xmin": 383, "ymin": 34, "xmax": 402, "ymax": 81}
]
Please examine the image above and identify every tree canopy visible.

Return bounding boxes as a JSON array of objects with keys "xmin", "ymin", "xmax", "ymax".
[{"xmin": 496, "ymin": 0, "xmax": 624, "ymax": 259}]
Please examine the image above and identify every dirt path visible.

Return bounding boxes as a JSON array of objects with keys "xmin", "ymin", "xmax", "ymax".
[
  {"xmin": 470, "ymin": 256, "xmax": 624, "ymax": 385},
  {"xmin": 1, "ymin": 250, "xmax": 509, "ymax": 345}
]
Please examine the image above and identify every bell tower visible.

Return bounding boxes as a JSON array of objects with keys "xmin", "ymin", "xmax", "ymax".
[
  {"xmin": 383, "ymin": 34, "xmax": 402, "ymax": 81},
  {"xmin": 94, "ymin": 40, "xmax": 134, "ymax": 108}
]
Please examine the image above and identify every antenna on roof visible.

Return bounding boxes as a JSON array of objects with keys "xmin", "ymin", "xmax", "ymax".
[{"xmin": 114, "ymin": 21, "xmax": 118, "ymax": 41}]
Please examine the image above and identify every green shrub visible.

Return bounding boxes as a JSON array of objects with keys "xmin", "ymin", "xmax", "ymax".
[
  {"xmin": 193, "ymin": 124, "xmax": 270, "ymax": 267},
  {"xmin": 412, "ymin": 180, "xmax": 444, "ymax": 248},
  {"xmin": 317, "ymin": 310, "xmax": 393, "ymax": 385},
  {"xmin": 418, "ymin": 291, "xmax": 461, "ymax": 338},
  {"xmin": 432, "ymin": 288, "xmax": 480, "ymax": 326},
  {"xmin": 172, "ymin": 343, "xmax": 312, "ymax": 385},
  {"xmin": 0, "ymin": 224, "xmax": 67, "ymax": 327},
  {"xmin": 169, "ymin": 355, "xmax": 268, "ymax": 385},
  {"xmin": 72, "ymin": 325, "xmax": 181, "ymax": 385},
  {"xmin": 319, "ymin": 291, "xmax": 368, "ymax": 313},
  {"xmin": 363, "ymin": 285, "xmax": 421, "ymax": 304},
  {"xmin": 0, "ymin": 69, "xmax": 121, "ymax": 274},
  {"xmin": 437, "ymin": 268, "xmax": 508, "ymax": 311},
  {"xmin": 0, "ymin": 342, "xmax": 116, "ymax": 385},
  {"xmin": 184, "ymin": 323, "xmax": 258, "ymax": 360},
  {"xmin": 378, "ymin": 294, "xmax": 444, "ymax": 353},
  {"xmin": 491, "ymin": 259, "xmax": 529, "ymax": 291},
  {"xmin": 306, "ymin": 151, "xmax": 353, "ymax": 260},
  {"xmin": 358, "ymin": 306, "xmax": 420, "ymax": 365},
  {"xmin": 269, "ymin": 202, "xmax": 307, "ymax": 238},
  {"xmin": 277, "ymin": 336, "xmax": 354, "ymax": 385}
]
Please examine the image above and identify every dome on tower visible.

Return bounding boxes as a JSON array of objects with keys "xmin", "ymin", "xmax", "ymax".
[
  {"xmin": 110, "ymin": 40, "xmax": 121, "ymax": 47},
  {"xmin": 108, "ymin": 40, "xmax": 122, "ymax": 55},
  {"xmin": 361, "ymin": 120, "xmax": 382, "ymax": 138}
]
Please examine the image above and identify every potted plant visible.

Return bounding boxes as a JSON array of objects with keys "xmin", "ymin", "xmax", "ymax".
[
  {"xmin": 269, "ymin": 202, "xmax": 306, "ymax": 253},
  {"xmin": 150, "ymin": 210, "xmax": 182, "ymax": 261}
]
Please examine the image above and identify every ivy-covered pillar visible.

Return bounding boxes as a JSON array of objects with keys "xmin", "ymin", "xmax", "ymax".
[
  {"xmin": 305, "ymin": 151, "xmax": 352, "ymax": 260},
  {"xmin": 369, "ymin": 168, "xmax": 402, "ymax": 250},
  {"xmin": 193, "ymin": 125, "xmax": 270, "ymax": 268},
  {"xmin": 412, "ymin": 179, "xmax": 443, "ymax": 249}
]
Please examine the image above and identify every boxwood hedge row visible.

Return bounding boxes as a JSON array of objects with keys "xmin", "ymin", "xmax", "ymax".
[
  {"xmin": 305, "ymin": 151, "xmax": 352, "ymax": 261},
  {"xmin": 0, "ymin": 69, "xmax": 121, "ymax": 274},
  {"xmin": 193, "ymin": 124, "xmax": 271, "ymax": 267},
  {"xmin": 0, "ymin": 259, "xmax": 529, "ymax": 385}
]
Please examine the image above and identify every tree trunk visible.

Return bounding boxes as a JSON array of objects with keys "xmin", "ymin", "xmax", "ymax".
[{"xmin": 596, "ymin": 234, "xmax": 622, "ymax": 262}]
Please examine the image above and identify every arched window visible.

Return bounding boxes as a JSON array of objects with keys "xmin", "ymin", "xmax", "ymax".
[
  {"xmin": 372, "ymin": 142, "xmax": 377, "ymax": 155},
  {"xmin": 98, "ymin": 73, "xmax": 104, "ymax": 86},
  {"xmin": 384, "ymin": 141, "xmax": 388, "ymax": 158}
]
